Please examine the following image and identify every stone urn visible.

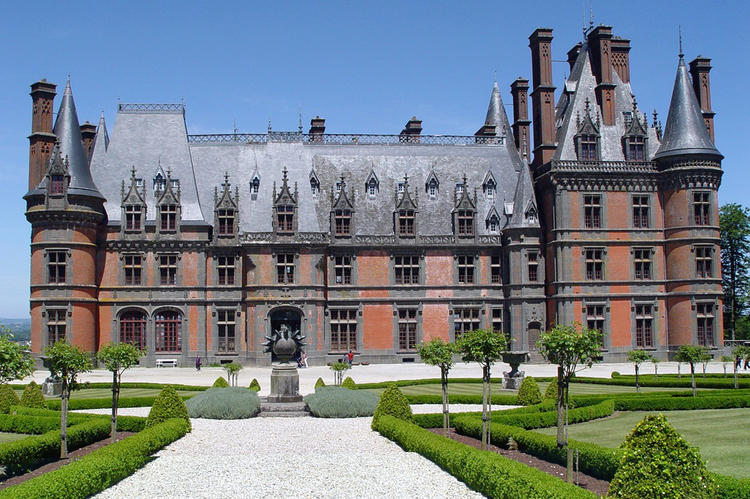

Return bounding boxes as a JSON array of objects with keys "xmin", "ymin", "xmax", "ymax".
[
  {"xmin": 272, "ymin": 332, "xmax": 297, "ymax": 364},
  {"xmin": 501, "ymin": 351, "xmax": 529, "ymax": 390}
]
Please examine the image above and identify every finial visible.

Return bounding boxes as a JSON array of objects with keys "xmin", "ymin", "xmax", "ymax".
[
  {"xmin": 493, "ymin": 69, "xmax": 497, "ymax": 84},
  {"xmin": 233, "ymin": 118, "xmax": 237, "ymax": 135},
  {"xmin": 678, "ymin": 25, "xmax": 684, "ymax": 59},
  {"xmin": 462, "ymin": 174, "xmax": 468, "ymax": 186},
  {"xmin": 521, "ymin": 138, "xmax": 528, "ymax": 161},
  {"xmin": 131, "ymin": 165, "xmax": 136, "ymax": 178},
  {"xmin": 652, "ymin": 109, "xmax": 659, "ymax": 127},
  {"xmin": 298, "ymin": 105, "xmax": 303, "ymax": 134},
  {"xmin": 339, "ymin": 174, "xmax": 345, "ymax": 186},
  {"xmin": 267, "ymin": 119, "xmax": 272, "ymax": 133},
  {"xmin": 224, "ymin": 171, "xmax": 230, "ymax": 184},
  {"xmin": 403, "ymin": 173, "xmax": 409, "ymax": 185}
]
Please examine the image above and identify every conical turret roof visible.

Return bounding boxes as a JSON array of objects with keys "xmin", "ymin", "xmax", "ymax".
[
  {"xmin": 508, "ymin": 155, "xmax": 538, "ymax": 229},
  {"xmin": 654, "ymin": 57, "xmax": 722, "ymax": 160}
]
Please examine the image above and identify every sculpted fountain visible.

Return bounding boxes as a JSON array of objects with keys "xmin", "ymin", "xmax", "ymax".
[{"xmin": 262, "ymin": 324, "xmax": 306, "ymax": 402}]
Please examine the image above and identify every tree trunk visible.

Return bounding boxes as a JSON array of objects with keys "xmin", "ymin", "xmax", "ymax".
[
  {"xmin": 723, "ymin": 364, "xmax": 727, "ymax": 377},
  {"xmin": 690, "ymin": 363, "xmax": 696, "ymax": 397},
  {"xmin": 635, "ymin": 364, "xmax": 640, "ymax": 393},
  {"xmin": 441, "ymin": 368, "xmax": 449, "ymax": 438},
  {"xmin": 111, "ymin": 371, "xmax": 119, "ymax": 443},
  {"xmin": 678, "ymin": 363, "xmax": 681, "ymax": 379},
  {"xmin": 486, "ymin": 365, "xmax": 492, "ymax": 447},
  {"xmin": 556, "ymin": 366, "xmax": 565, "ymax": 448},
  {"xmin": 702, "ymin": 363, "xmax": 707, "ymax": 379},
  {"xmin": 734, "ymin": 361, "xmax": 739, "ymax": 389},
  {"xmin": 60, "ymin": 382, "xmax": 69, "ymax": 459},
  {"xmin": 654, "ymin": 363, "xmax": 658, "ymax": 379}
]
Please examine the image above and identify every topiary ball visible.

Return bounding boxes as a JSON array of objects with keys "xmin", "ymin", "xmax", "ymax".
[
  {"xmin": 185, "ymin": 387, "xmax": 260, "ymax": 419},
  {"xmin": 544, "ymin": 381, "xmax": 558, "ymax": 400},
  {"xmin": 609, "ymin": 414, "xmax": 715, "ymax": 498},
  {"xmin": 517, "ymin": 376, "xmax": 542, "ymax": 406},
  {"xmin": 20, "ymin": 381, "xmax": 46, "ymax": 409},
  {"xmin": 212, "ymin": 376, "xmax": 230, "ymax": 388},
  {"xmin": 371, "ymin": 383, "xmax": 413, "ymax": 430},
  {"xmin": 341, "ymin": 377, "xmax": 357, "ymax": 390},
  {"xmin": 314, "ymin": 377, "xmax": 325, "ymax": 389},
  {"xmin": 248, "ymin": 378, "xmax": 261, "ymax": 392},
  {"xmin": 146, "ymin": 385, "xmax": 191, "ymax": 431},
  {"xmin": 0, "ymin": 384, "xmax": 20, "ymax": 414}
]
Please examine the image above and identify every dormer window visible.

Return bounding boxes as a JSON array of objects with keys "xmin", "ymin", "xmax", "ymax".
[
  {"xmin": 50, "ymin": 175, "xmax": 65, "ymax": 195},
  {"xmin": 170, "ymin": 179, "xmax": 180, "ymax": 190},
  {"xmin": 160, "ymin": 204, "xmax": 177, "ymax": 232},
  {"xmin": 277, "ymin": 205, "xmax": 294, "ymax": 233},
  {"xmin": 622, "ymin": 103, "xmax": 649, "ymax": 162},
  {"xmin": 428, "ymin": 179, "xmax": 438, "ymax": 198},
  {"xmin": 526, "ymin": 207, "xmax": 537, "ymax": 224},
  {"xmin": 578, "ymin": 134, "xmax": 598, "ymax": 161},
  {"xmin": 217, "ymin": 209, "xmax": 235, "ymax": 236},
  {"xmin": 250, "ymin": 177, "xmax": 260, "ymax": 199},
  {"xmin": 335, "ymin": 182, "xmax": 342, "ymax": 194},
  {"xmin": 334, "ymin": 209, "xmax": 352, "ymax": 236},
  {"xmin": 125, "ymin": 205, "xmax": 142, "ymax": 231},
  {"xmin": 135, "ymin": 178, "xmax": 144, "ymax": 188},
  {"xmin": 398, "ymin": 209, "xmax": 415, "ymax": 236},
  {"xmin": 488, "ymin": 215, "xmax": 499, "ymax": 233},
  {"xmin": 153, "ymin": 173, "xmax": 165, "ymax": 193},
  {"xmin": 485, "ymin": 179, "xmax": 496, "ymax": 198},
  {"xmin": 626, "ymin": 136, "xmax": 646, "ymax": 161},
  {"xmin": 575, "ymin": 98, "xmax": 600, "ymax": 162},
  {"xmin": 397, "ymin": 182, "xmax": 405, "ymax": 194},
  {"xmin": 455, "ymin": 183, "xmax": 464, "ymax": 195},
  {"xmin": 457, "ymin": 209, "xmax": 474, "ymax": 236},
  {"xmin": 310, "ymin": 177, "xmax": 320, "ymax": 197}
]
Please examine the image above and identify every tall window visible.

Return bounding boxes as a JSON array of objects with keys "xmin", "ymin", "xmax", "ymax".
[
  {"xmin": 310, "ymin": 178, "xmax": 319, "ymax": 196},
  {"xmin": 491, "ymin": 308, "xmax": 503, "ymax": 335},
  {"xmin": 334, "ymin": 209, "xmax": 352, "ymax": 236},
  {"xmin": 125, "ymin": 205, "xmax": 142, "ymax": 231},
  {"xmin": 251, "ymin": 177, "xmax": 260, "ymax": 198},
  {"xmin": 454, "ymin": 308, "xmax": 480, "ymax": 339},
  {"xmin": 586, "ymin": 305, "xmax": 605, "ymax": 334},
  {"xmin": 276, "ymin": 253, "xmax": 295, "ymax": 284},
  {"xmin": 398, "ymin": 209, "xmax": 415, "ymax": 236},
  {"xmin": 488, "ymin": 215, "xmax": 499, "ymax": 233},
  {"xmin": 120, "ymin": 310, "xmax": 146, "ymax": 349},
  {"xmin": 485, "ymin": 179, "xmax": 496, "ymax": 198},
  {"xmin": 277, "ymin": 205, "xmax": 294, "ymax": 233},
  {"xmin": 627, "ymin": 135, "xmax": 646, "ymax": 161},
  {"xmin": 217, "ymin": 256, "xmax": 234, "ymax": 285},
  {"xmin": 124, "ymin": 255, "xmax": 142, "ymax": 285},
  {"xmin": 585, "ymin": 249, "xmax": 603, "ymax": 280},
  {"xmin": 693, "ymin": 192, "xmax": 710, "ymax": 225},
  {"xmin": 584, "ymin": 195, "xmax": 601, "ymax": 228},
  {"xmin": 490, "ymin": 255, "xmax": 501, "ymax": 284},
  {"xmin": 457, "ymin": 255, "xmax": 475, "ymax": 284},
  {"xmin": 160, "ymin": 204, "xmax": 177, "ymax": 232},
  {"xmin": 217, "ymin": 209, "xmax": 235, "ymax": 236},
  {"xmin": 47, "ymin": 309, "xmax": 66, "ymax": 344},
  {"xmin": 398, "ymin": 308, "xmax": 418, "ymax": 350},
  {"xmin": 696, "ymin": 303, "xmax": 714, "ymax": 346},
  {"xmin": 367, "ymin": 178, "xmax": 377, "ymax": 197},
  {"xmin": 154, "ymin": 310, "xmax": 181, "ymax": 352},
  {"xmin": 428, "ymin": 179, "xmax": 437, "ymax": 198},
  {"xmin": 330, "ymin": 309, "xmax": 357, "ymax": 352},
  {"xmin": 217, "ymin": 309, "xmax": 235, "ymax": 352},
  {"xmin": 334, "ymin": 256, "xmax": 352, "ymax": 285},
  {"xmin": 49, "ymin": 175, "xmax": 65, "ymax": 195},
  {"xmin": 635, "ymin": 304, "xmax": 653, "ymax": 348},
  {"xmin": 457, "ymin": 210, "xmax": 474, "ymax": 236},
  {"xmin": 528, "ymin": 252, "xmax": 539, "ymax": 282},
  {"xmin": 634, "ymin": 249, "xmax": 652, "ymax": 280},
  {"xmin": 395, "ymin": 255, "xmax": 419, "ymax": 285},
  {"xmin": 632, "ymin": 196, "xmax": 649, "ymax": 228},
  {"xmin": 47, "ymin": 251, "xmax": 66, "ymax": 284},
  {"xmin": 159, "ymin": 254, "xmax": 177, "ymax": 285},
  {"xmin": 696, "ymin": 247, "xmax": 713, "ymax": 278},
  {"xmin": 579, "ymin": 134, "xmax": 598, "ymax": 161}
]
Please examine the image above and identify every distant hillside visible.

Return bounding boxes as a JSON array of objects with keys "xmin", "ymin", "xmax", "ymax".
[{"xmin": 0, "ymin": 318, "xmax": 31, "ymax": 342}]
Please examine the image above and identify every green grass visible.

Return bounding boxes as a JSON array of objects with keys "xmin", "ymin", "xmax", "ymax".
[
  {"xmin": 13, "ymin": 388, "xmax": 197, "ymax": 400},
  {"xmin": 535, "ymin": 408, "xmax": 750, "ymax": 478},
  {"xmin": 0, "ymin": 431, "xmax": 30, "ymax": 444}
]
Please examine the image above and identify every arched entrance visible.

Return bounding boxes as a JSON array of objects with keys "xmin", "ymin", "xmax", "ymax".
[
  {"xmin": 269, "ymin": 308, "xmax": 303, "ymax": 362},
  {"xmin": 527, "ymin": 321, "xmax": 542, "ymax": 351}
]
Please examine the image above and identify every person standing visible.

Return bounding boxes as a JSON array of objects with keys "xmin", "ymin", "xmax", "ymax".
[
  {"xmin": 301, "ymin": 350, "xmax": 308, "ymax": 368},
  {"xmin": 195, "ymin": 355, "xmax": 202, "ymax": 371},
  {"xmin": 347, "ymin": 350, "xmax": 354, "ymax": 367}
]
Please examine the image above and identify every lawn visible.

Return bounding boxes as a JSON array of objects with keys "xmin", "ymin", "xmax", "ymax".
[
  {"xmin": 535, "ymin": 408, "xmax": 750, "ymax": 478},
  {"xmin": 0, "ymin": 432, "xmax": 29, "ymax": 444},
  {"xmin": 13, "ymin": 388, "xmax": 197, "ymax": 400}
]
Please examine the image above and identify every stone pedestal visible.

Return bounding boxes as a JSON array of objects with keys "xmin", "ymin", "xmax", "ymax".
[
  {"xmin": 268, "ymin": 364, "xmax": 303, "ymax": 403},
  {"xmin": 42, "ymin": 380, "xmax": 62, "ymax": 397},
  {"xmin": 502, "ymin": 371, "xmax": 525, "ymax": 390}
]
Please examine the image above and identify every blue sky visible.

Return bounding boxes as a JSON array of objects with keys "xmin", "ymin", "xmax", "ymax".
[{"xmin": 0, "ymin": 1, "xmax": 747, "ymax": 318}]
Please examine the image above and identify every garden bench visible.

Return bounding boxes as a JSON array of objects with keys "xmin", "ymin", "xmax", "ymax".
[{"xmin": 156, "ymin": 358, "xmax": 178, "ymax": 367}]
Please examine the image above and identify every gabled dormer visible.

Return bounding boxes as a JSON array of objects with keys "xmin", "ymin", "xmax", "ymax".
[
  {"xmin": 365, "ymin": 168, "xmax": 379, "ymax": 198},
  {"xmin": 622, "ymin": 101, "xmax": 649, "ymax": 162},
  {"xmin": 45, "ymin": 142, "xmax": 70, "ymax": 204},
  {"xmin": 394, "ymin": 175, "xmax": 418, "ymax": 238},
  {"xmin": 574, "ymin": 98, "xmax": 601, "ymax": 161},
  {"xmin": 309, "ymin": 168, "xmax": 321, "ymax": 198},
  {"xmin": 121, "ymin": 166, "xmax": 146, "ymax": 234},
  {"xmin": 330, "ymin": 176, "xmax": 354, "ymax": 237},
  {"xmin": 250, "ymin": 169, "xmax": 260, "ymax": 200},
  {"xmin": 425, "ymin": 170, "xmax": 439, "ymax": 199},
  {"xmin": 153, "ymin": 164, "xmax": 166, "ymax": 196},
  {"xmin": 482, "ymin": 171, "xmax": 497, "ymax": 198},
  {"xmin": 156, "ymin": 168, "xmax": 181, "ymax": 234},
  {"xmin": 214, "ymin": 172, "xmax": 239, "ymax": 240},
  {"xmin": 452, "ymin": 176, "xmax": 476, "ymax": 238},
  {"xmin": 485, "ymin": 205, "xmax": 501, "ymax": 233},
  {"xmin": 273, "ymin": 168, "xmax": 297, "ymax": 235}
]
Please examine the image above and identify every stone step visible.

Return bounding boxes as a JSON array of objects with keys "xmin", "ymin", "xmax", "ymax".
[
  {"xmin": 258, "ymin": 411, "xmax": 310, "ymax": 418},
  {"xmin": 260, "ymin": 401, "xmax": 308, "ymax": 412}
]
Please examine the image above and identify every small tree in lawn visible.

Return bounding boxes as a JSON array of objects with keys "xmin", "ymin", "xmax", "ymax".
[
  {"xmin": 627, "ymin": 349, "xmax": 652, "ymax": 393},
  {"xmin": 457, "ymin": 328, "xmax": 506, "ymax": 450},
  {"xmin": 329, "ymin": 361, "xmax": 350, "ymax": 386},
  {"xmin": 224, "ymin": 362, "xmax": 242, "ymax": 387},
  {"xmin": 652, "ymin": 355, "xmax": 660, "ymax": 379},
  {"xmin": 43, "ymin": 341, "xmax": 92, "ymax": 458},
  {"xmin": 674, "ymin": 345, "xmax": 707, "ymax": 397},
  {"xmin": 720, "ymin": 355, "xmax": 733, "ymax": 377},
  {"xmin": 417, "ymin": 337, "xmax": 457, "ymax": 437},
  {"xmin": 700, "ymin": 350, "xmax": 712, "ymax": 379},
  {"xmin": 97, "ymin": 343, "xmax": 143, "ymax": 443},
  {"xmin": 0, "ymin": 326, "xmax": 35, "ymax": 384}
]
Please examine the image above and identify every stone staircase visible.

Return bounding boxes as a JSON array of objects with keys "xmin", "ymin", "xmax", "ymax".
[{"xmin": 258, "ymin": 398, "xmax": 310, "ymax": 417}]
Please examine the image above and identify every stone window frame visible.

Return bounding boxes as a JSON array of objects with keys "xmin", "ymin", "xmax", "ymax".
[
  {"xmin": 44, "ymin": 248, "xmax": 71, "ymax": 285},
  {"xmin": 333, "ymin": 208, "xmax": 353, "ymax": 237},
  {"xmin": 631, "ymin": 194, "xmax": 650, "ymax": 229},
  {"xmin": 214, "ymin": 307, "xmax": 239, "ymax": 353},
  {"xmin": 454, "ymin": 252, "xmax": 477, "ymax": 285},
  {"xmin": 392, "ymin": 252, "xmax": 422, "ymax": 286},
  {"xmin": 121, "ymin": 252, "xmax": 144, "ymax": 286},
  {"xmin": 158, "ymin": 203, "xmax": 179, "ymax": 233},
  {"xmin": 450, "ymin": 304, "xmax": 481, "ymax": 341},
  {"xmin": 427, "ymin": 178, "xmax": 438, "ymax": 199},
  {"xmin": 153, "ymin": 307, "xmax": 184, "ymax": 353},
  {"xmin": 455, "ymin": 208, "xmax": 475, "ymax": 237},
  {"xmin": 328, "ymin": 306, "xmax": 360, "ymax": 353},
  {"xmin": 695, "ymin": 301, "xmax": 715, "ymax": 347},
  {"xmin": 393, "ymin": 304, "xmax": 421, "ymax": 352},
  {"xmin": 582, "ymin": 299, "xmax": 611, "ymax": 350},
  {"xmin": 118, "ymin": 308, "xmax": 148, "ymax": 350},
  {"xmin": 490, "ymin": 306, "xmax": 503, "ymax": 335},
  {"xmin": 44, "ymin": 306, "xmax": 70, "ymax": 346},
  {"xmin": 575, "ymin": 133, "xmax": 600, "ymax": 161},
  {"xmin": 582, "ymin": 193, "xmax": 603, "ymax": 229},
  {"xmin": 692, "ymin": 191, "xmax": 711, "ymax": 226},
  {"xmin": 396, "ymin": 208, "xmax": 416, "ymax": 237},
  {"xmin": 214, "ymin": 253, "xmax": 239, "ymax": 286},
  {"xmin": 629, "ymin": 299, "xmax": 658, "ymax": 350},
  {"xmin": 216, "ymin": 208, "xmax": 236, "ymax": 237},
  {"xmin": 123, "ymin": 204, "xmax": 145, "ymax": 233},
  {"xmin": 156, "ymin": 252, "xmax": 181, "ymax": 286},
  {"xmin": 632, "ymin": 247, "xmax": 654, "ymax": 280},
  {"xmin": 526, "ymin": 250, "xmax": 540, "ymax": 283},
  {"xmin": 623, "ymin": 134, "xmax": 647, "ymax": 161},
  {"xmin": 330, "ymin": 253, "xmax": 357, "ymax": 286},
  {"xmin": 490, "ymin": 254, "xmax": 502, "ymax": 284},
  {"xmin": 275, "ymin": 251, "xmax": 297, "ymax": 285},
  {"xmin": 583, "ymin": 247, "xmax": 606, "ymax": 281},
  {"xmin": 693, "ymin": 244, "xmax": 715, "ymax": 279}
]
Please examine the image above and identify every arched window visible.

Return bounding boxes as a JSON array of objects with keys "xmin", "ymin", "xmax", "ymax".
[
  {"xmin": 154, "ymin": 310, "xmax": 182, "ymax": 352},
  {"xmin": 120, "ymin": 310, "xmax": 146, "ymax": 349}
]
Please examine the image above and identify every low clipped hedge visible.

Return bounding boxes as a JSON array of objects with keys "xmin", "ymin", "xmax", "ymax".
[
  {"xmin": 412, "ymin": 400, "xmax": 558, "ymax": 428},
  {"xmin": 304, "ymin": 386, "xmax": 379, "ymax": 418},
  {"xmin": 0, "ymin": 414, "xmax": 63, "ymax": 434},
  {"xmin": 0, "ymin": 418, "xmax": 190, "ymax": 499},
  {"xmin": 490, "ymin": 400, "xmax": 614, "ymax": 429},
  {"xmin": 374, "ymin": 415, "xmax": 594, "ymax": 498},
  {"xmin": 8, "ymin": 406, "xmax": 146, "ymax": 432},
  {"xmin": 45, "ymin": 394, "xmax": 194, "ymax": 411},
  {"xmin": 404, "ymin": 393, "xmax": 519, "ymax": 405},
  {"xmin": 8, "ymin": 382, "xmax": 210, "ymax": 392},
  {"xmin": 614, "ymin": 394, "xmax": 750, "ymax": 411},
  {"xmin": 185, "ymin": 388, "xmax": 260, "ymax": 419},
  {"xmin": 711, "ymin": 473, "xmax": 750, "ymax": 499},
  {"xmin": 573, "ymin": 375, "xmax": 750, "ymax": 390},
  {"xmin": 357, "ymin": 377, "xmax": 517, "ymax": 390}
]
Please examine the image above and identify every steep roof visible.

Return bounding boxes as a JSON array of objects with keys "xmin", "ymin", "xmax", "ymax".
[{"xmin": 508, "ymin": 157, "xmax": 538, "ymax": 229}]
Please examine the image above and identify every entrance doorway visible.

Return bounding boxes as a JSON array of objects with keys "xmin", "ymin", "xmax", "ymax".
[
  {"xmin": 269, "ymin": 308, "xmax": 302, "ymax": 362},
  {"xmin": 527, "ymin": 321, "xmax": 542, "ymax": 351}
]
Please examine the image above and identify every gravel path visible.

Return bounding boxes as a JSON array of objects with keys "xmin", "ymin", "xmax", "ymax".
[{"xmin": 94, "ymin": 417, "xmax": 482, "ymax": 499}]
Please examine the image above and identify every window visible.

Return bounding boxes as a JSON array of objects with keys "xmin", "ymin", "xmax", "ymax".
[
  {"xmin": 528, "ymin": 252, "xmax": 539, "ymax": 282},
  {"xmin": 395, "ymin": 255, "xmax": 419, "ymax": 285},
  {"xmin": 455, "ymin": 183, "xmax": 464, "ymax": 195},
  {"xmin": 586, "ymin": 305, "xmax": 605, "ymax": 334},
  {"xmin": 635, "ymin": 304, "xmax": 653, "ymax": 348},
  {"xmin": 335, "ymin": 182, "xmax": 342, "ymax": 194},
  {"xmin": 276, "ymin": 253, "xmax": 295, "ymax": 284},
  {"xmin": 457, "ymin": 255, "xmax": 475, "ymax": 284},
  {"xmin": 153, "ymin": 174, "xmax": 165, "ymax": 193},
  {"xmin": 124, "ymin": 254, "xmax": 142, "ymax": 285},
  {"xmin": 490, "ymin": 255, "xmax": 501, "ymax": 284},
  {"xmin": 50, "ymin": 175, "xmax": 64, "ymax": 195},
  {"xmin": 398, "ymin": 209, "xmax": 415, "ymax": 236},
  {"xmin": 485, "ymin": 179, "xmax": 496, "ymax": 198},
  {"xmin": 47, "ymin": 309, "xmax": 66, "ymax": 344},
  {"xmin": 627, "ymin": 135, "xmax": 646, "ymax": 161},
  {"xmin": 634, "ymin": 249, "xmax": 652, "ymax": 280},
  {"xmin": 217, "ymin": 256, "xmax": 234, "ymax": 285},
  {"xmin": 696, "ymin": 303, "xmax": 714, "ymax": 346},
  {"xmin": 488, "ymin": 215, "xmax": 499, "ymax": 233},
  {"xmin": 453, "ymin": 308, "xmax": 480, "ymax": 339},
  {"xmin": 159, "ymin": 254, "xmax": 177, "ymax": 285},
  {"xmin": 125, "ymin": 205, "xmax": 142, "ymax": 231},
  {"xmin": 334, "ymin": 255, "xmax": 352, "ymax": 284},
  {"xmin": 632, "ymin": 196, "xmax": 649, "ymax": 228},
  {"xmin": 334, "ymin": 209, "xmax": 351, "ymax": 236},
  {"xmin": 251, "ymin": 177, "xmax": 260, "ymax": 197},
  {"xmin": 579, "ymin": 134, "xmax": 598, "ymax": 161},
  {"xmin": 160, "ymin": 204, "xmax": 177, "ymax": 232},
  {"xmin": 330, "ymin": 309, "xmax": 357, "ymax": 352},
  {"xmin": 398, "ymin": 308, "xmax": 418, "ymax": 350},
  {"xmin": 585, "ymin": 249, "xmax": 603, "ymax": 280},
  {"xmin": 584, "ymin": 195, "xmax": 601, "ymax": 228},
  {"xmin": 217, "ymin": 209, "xmax": 235, "ymax": 236},
  {"xmin": 491, "ymin": 308, "xmax": 503, "ymax": 334},
  {"xmin": 693, "ymin": 192, "xmax": 710, "ymax": 225},
  {"xmin": 120, "ymin": 310, "xmax": 146, "ymax": 349},
  {"xmin": 310, "ymin": 178, "xmax": 320, "ymax": 196},
  {"xmin": 428, "ymin": 179, "xmax": 437, "ymax": 198},
  {"xmin": 397, "ymin": 182, "xmax": 405, "ymax": 194},
  {"xmin": 217, "ymin": 309, "xmax": 235, "ymax": 352},
  {"xmin": 47, "ymin": 250, "xmax": 66, "ymax": 284},
  {"xmin": 696, "ymin": 246, "xmax": 713, "ymax": 278},
  {"xmin": 457, "ymin": 210, "xmax": 474, "ymax": 236},
  {"xmin": 154, "ymin": 310, "xmax": 181, "ymax": 352},
  {"xmin": 277, "ymin": 205, "xmax": 294, "ymax": 233},
  {"xmin": 368, "ymin": 178, "xmax": 377, "ymax": 197}
]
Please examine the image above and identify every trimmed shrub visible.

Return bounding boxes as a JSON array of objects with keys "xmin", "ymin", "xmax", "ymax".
[
  {"xmin": 341, "ymin": 376, "xmax": 357, "ymax": 390},
  {"xmin": 609, "ymin": 414, "xmax": 715, "ymax": 498},
  {"xmin": 543, "ymin": 381, "xmax": 557, "ymax": 400},
  {"xmin": 248, "ymin": 378, "xmax": 261, "ymax": 392},
  {"xmin": 146, "ymin": 386, "xmax": 191, "ymax": 431},
  {"xmin": 20, "ymin": 381, "xmax": 46, "ymax": 409},
  {"xmin": 0, "ymin": 414, "xmax": 61, "ymax": 434},
  {"xmin": 371, "ymin": 383, "xmax": 413, "ymax": 429},
  {"xmin": 45, "ymin": 394, "xmax": 194, "ymax": 411},
  {"xmin": 614, "ymin": 394, "xmax": 750, "ymax": 411},
  {"xmin": 185, "ymin": 387, "xmax": 260, "ymax": 419},
  {"xmin": 212, "ymin": 376, "xmax": 230, "ymax": 388},
  {"xmin": 711, "ymin": 473, "xmax": 750, "ymax": 499},
  {"xmin": 304, "ymin": 386, "xmax": 379, "ymax": 418},
  {"xmin": 0, "ymin": 385, "xmax": 20, "ymax": 414},
  {"xmin": 314, "ymin": 377, "xmax": 325, "ymax": 389},
  {"xmin": 405, "ymin": 393, "xmax": 519, "ymax": 406},
  {"xmin": 517, "ymin": 377, "xmax": 542, "ymax": 406}
]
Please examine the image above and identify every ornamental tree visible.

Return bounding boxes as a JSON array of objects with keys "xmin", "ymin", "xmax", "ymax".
[
  {"xmin": 674, "ymin": 345, "xmax": 708, "ymax": 397},
  {"xmin": 43, "ymin": 341, "xmax": 92, "ymax": 458},
  {"xmin": 457, "ymin": 328, "xmax": 506, "ymax": 450},
  {"xmin": 626, "ymin": 349, "xmax": 652, "ymax": 393},
  {"xmin": 0, "ymin": 326, "xmax": 35, "ymax": 384},
  {"xmin": 97, "ymin": 343, "xmax": 143, "ymax": 442},
  {"xmin": 224, "ymin": 362, "xmax": 242, "ymax": 387},
  {"xmin": 417, "ymin": 337, "xmax": 457, "ymax": 437},
  {"xmin": 651, "ymin": 355, "xmax": 660, "ymax": 378}
]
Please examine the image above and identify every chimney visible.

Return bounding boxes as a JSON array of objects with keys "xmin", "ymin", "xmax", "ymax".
[
  {"xmin": 611, "ymin": 37, "xmax": 631, "ymax": 83},
  {"xmin": 528, "ymin": 28, "xmax": 556, "ymax": 167},
  {"xmin": 588, "ymin": 25, "xmax": 616, "ymax": 125},
  {"xmin": 80, "ymin": 121, "xmax": 97, "ymax": 165},
  {"xmin": 28, "ymin": 79, "xmax": 57, "ymax": 191},
  {"xmin": 689, "ymin": 57, "xmax": 715, "ymax": 142},
  {"xmin": 400, "ymin": 116, "xmax": 422, "ymax": 143},
  {"xmin": 567, "ymin": 43, "xmax": 582, "ymax": 72},
  {"xmin": 510, "ymin": 78, "xmax": 531, "ymax": 159},
  {"xmin": 309, "ymin": 116, "xmax": 325, "ymax": 142}
]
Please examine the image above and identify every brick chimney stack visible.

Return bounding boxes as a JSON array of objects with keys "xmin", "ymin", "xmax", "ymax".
[
  {"xmin": 528, "ymin": 28, "xmax": 556, "ymax": 167},
  {"xmin": 510, "ymin": 78, "xmax": 531, "ymax": 159},
  {"xmin": 309, "ymin": 116, "xmax": 325, "ymax": 142},
  {"xmin": 400, "ymin": 116, "xmax": 422, "ymax": 143},
  {"xmin": 689, "ymin": 57, "xmax": 715, "ymax": 142},
  {"xmin": 80, "ymin": 121, "xmax": 97, "ymax": 165},
  {"xmin": 611, "ymin": 37, "xmax": 631, "ymax": 84},
  {"xmin": 567, "ymin": 43, "xmax": 582, "ymax": 72},
  {"xmin": 28, "ymin": 79, "xmax": 57, "ymax": 190},
  {"xmin": 588, "ymin": 25, "xmax": 616, "ymax": 125}
]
